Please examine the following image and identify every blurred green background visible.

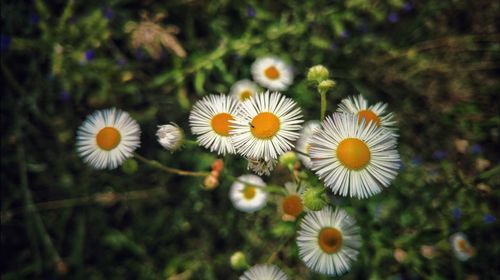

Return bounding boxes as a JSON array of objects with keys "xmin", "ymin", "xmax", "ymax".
[{"xmin": 1, "ymin": 0, "xmax": 499, "ymax": 279}]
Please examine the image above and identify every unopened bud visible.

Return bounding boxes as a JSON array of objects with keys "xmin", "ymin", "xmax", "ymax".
[
  {"xmin": 156, "ymin": 123, "xmax": 184, "ymax": 152},
  {"xmin": 279, "ymin": 151, "xmax": 297, "ymax": 168},
  {"xmin": 303, "ymin": 187, "xmax": 327, "ymax": 211},
  {"xmin": 230, "ymin": 251, "xmax": 249, "ymax": 270},
  {"xmin": 318, "ymin": 79, "xmax": 336, "ymax": 92},
  {"xmin": 307, "ymin": 65, "xmax": 329, "ymax": 83}
]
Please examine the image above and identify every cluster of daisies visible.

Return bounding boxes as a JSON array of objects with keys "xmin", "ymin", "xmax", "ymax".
[{"xmin": 75, "ymin": 60, "xmax": 404, "ymax": 277}]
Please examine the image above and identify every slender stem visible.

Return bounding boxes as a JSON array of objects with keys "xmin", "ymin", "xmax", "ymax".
[
  {"xmin": 293, "ymin": 148, "xmax": 309, "ymax": 157},
  {"xmin": 319, "ymin": 91, "xmax": 327, "ymax": 121},
  {"xmin": 266, "ymin": 236, "xmax": 294, "ymax": 264},
  {"xmin": 133, "ymin": 153, "xmax": 210, "ymax": 177}
]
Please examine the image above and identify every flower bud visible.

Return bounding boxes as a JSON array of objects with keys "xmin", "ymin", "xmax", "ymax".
[
  {"xmin": 211, "ymin": 159, "xmax": 224, "ymax": 172},
  {"xmin": 318, "ymin": 79, "xmax": 336, "ymax": 92},
  {"xmin": 307, "ymin": 65, "xmax": 329, "ymax": 83},
  {"xmin": 230, "ymin": 251, "xmax": 249, "ymax": 270},
  {"xmin": 303, "ymin": 187, "xmax": 327, "ymax": 211},
  {"xmin": 279, "ymin": 151, "xmax": 297, "ymax": 168},
  {"xmin": 203, "ymin": 175, "xmax": 219, "ymax": 190},
  {"xmin": 156, "ymin": 123, "xmax": 184, "ymax": 152}
]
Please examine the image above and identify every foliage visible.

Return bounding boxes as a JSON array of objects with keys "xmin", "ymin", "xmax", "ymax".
[{"xmin": 1, "ymin": 0, "xmax": 499, "ymax": 279}]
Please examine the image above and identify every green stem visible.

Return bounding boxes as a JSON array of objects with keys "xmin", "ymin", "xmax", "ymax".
[
  {"xmin": 319, "ymin": 90, "xmax": 327, "ymax": 121},
  {"xmin": 134, "ymin": 153, "xmax": 210, "ymax": 177}
]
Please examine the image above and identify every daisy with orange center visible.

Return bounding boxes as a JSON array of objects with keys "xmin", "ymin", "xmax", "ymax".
[
  {"xmin": 189, "ymin": 94, "xmax": 239, "ymax": 155},
  {"xmin": 337, "ymin": 95, "xmax": 397, "ymax": 135},
  {"xmin": 297, "ymin": 207, "xmax": 361, "ymax": 276},
  {"xmin": 450, "ymin": 232, "xmax": 474, "ymax": 261},
  {"xmin": 251, "ymin": 56, "xmax": 293, "ymax": 91},
  {"xmin": 279, "ymin": 182, "xmax": 307, "ymax": 221},
  {"xmin": 229, "ymin": 79, "xmax": 260, "ymax": 102},
  {"xmin": 229, "ymin": 174, "xmax": 268, "ymax": 213},
  {"xmin": 231, "ymin": 91, "xmax": 303, "ymax": 161},
  {"xmin": 240, "ymin": 264, "xmax": 288, "ymax": 280},
  {"xmin": 309, "ymin": 113, "xmax": 400, "ymax": 198},
  {"xmin": 295, "ymin": 120, "xmax": 321, "ymax": 169},
  {"xmin": 76, "ymin": 108, "xmax": 141, "ymax": 169}
]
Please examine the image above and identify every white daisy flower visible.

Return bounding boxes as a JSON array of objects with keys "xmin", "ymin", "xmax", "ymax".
[
  {"xmin": 310, "ymin": 113, "xmax": 400, "ymax": 199},
  {"xmin": 76, "ymin": 108, "xmax": 141, "ymax": 170},
  {"xmin": 231, "ymin": 91, "xmax": 303, "ymax": 161},
  {"xmin": 279, "ymin": 181, "xmax": 307, "ymax": 221},
  {"xmin": 337, "ymin": 95, "xmax": 397, "ymax": 134},
  {"xmin": 240, "ymin": 264, "xmax": 288, "ymax": 280},
  {"xmin": 156, "ymin": 122, "xmax": 183, "ymax": 152},
  {"xmin": 229, "ymin": 174, "xmax": 268, "ymax": 213},
  {"xmin": 297, "ymin": 207, "xmax": 361, "ymax": 276},
  {"xmin": 295, "ymin": 120, "xmax": 321, "ymax": 169},
  {"xmin": 230, "ymin": 79, "xmax": 260, "ymax": 102},
  {"xmin": 251, "ymin": 56, "xmax": 293, "ymax": 91},
  {"xmin": 450, "ymin": 232, "xmax": 474, "ymax": 261},
  {"xmin": 246, "ymin": 157, "xmax": 277, "ymax": 176},
  {"xmin": 189, "ymin": 94, "xmax": 239, "ymax": 155}
]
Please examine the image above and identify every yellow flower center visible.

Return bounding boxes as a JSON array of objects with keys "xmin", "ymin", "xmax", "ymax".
[
  {"xmin": 243, "ymin": 185, "xmax": 257, "ymax": 199},
  {"xmin": 282, "ymin": 195, "xmax": 303, "ymax": 217},
  {"xmin": 96, "ymin": 127, "xmax": 121, "ymax": 151},
  {"xmin": 251, "ymin": 112, "xmax": 280, "ymax": 139},
  {"xmin": 318, "ymin": 227, "xmax": 343, "ymax": 254},
  {"xmin": 211, "ymin": 113, "xmax": 234, "ymax": 136},
  {"xmin": 336, "ymin": 138, "xmax": 371, "ymax": 170},
  {"xmin": 358, "ymin": 110, "xmax": 381, "ymax": 127},
  {"xmin": 457, "ymin": 239, "xmax": 468, "ymax": 251},
  {"xmin": 264, "ymin": 66, "xmax": 280, "ymax": 80},
  {"xmin": 239, "ymin": 90, "xmax": 253, "ymax": 101}
]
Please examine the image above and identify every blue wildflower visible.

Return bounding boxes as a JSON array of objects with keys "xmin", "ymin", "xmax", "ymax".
[
  {"xmin": 470, "ymin": 144, "xmax": 482, "ymax": 155},
  {"xmin": 432, "ymin": 150, "xmax": 447, "ymax": 160},
  {"xmin": 246, "ymin": 6, "xmax": 256, "ymax": 17},
  {"xmin": 411, "ymin": 156, "xmax": 422, "ymax": 166},
  {"xmin": 398, "ymin": 160, "xmax": 405, "ymax": 171},
  {"xmin": 388, "ymin": 12, "xmax": 399, "ymax": 23},
  {"xmin": 84, "ymin": 50, "xmax": 95, "ymax": 61},
  {"xmin": 29, "ymin": 14, "xmax": 40, "ymax": 24},
  {"xmin": 452, "ymin": 208, "xmax": 461, "ymax": 219},
  {"xmin": 59, "ymin": 91, "xmax": 70, "ymax": 102},
  {"xmin": 103, "ymin": 7, "xmax": 114, "ymax": 20},
  {"xmin": 403, "ymin": 2, "xmax": 413, "ymax": 12},
  {"xmin": 484, "ymin": 214, "xmax": 496, "ymax": 224},
  {"xmin": 340, "ymin": 30, "xmax": 350, "ymax": 39},
  {"xmin": 1, "ymin": 34, "xmax": 11, "ymax": 51}
]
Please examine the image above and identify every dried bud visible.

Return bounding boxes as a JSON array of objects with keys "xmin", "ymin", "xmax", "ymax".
[
  {"xmin": 94, "ymin": 191, "xmax": 119, "ymax": 206},
  {"xmin": 475, "ymin": 158, "xmax": 491, "ymax": 172},
  {"xmin": 394, "ymin": 248, "xmax": 407, "ymax": 263},
  {"xmin": 203, "ymin": 175, "xmax": 219, "ymax": 190},
  {"xmin": 420, "ymin": 245, "xmax": 436, "ymax": 259},
  {"xmin": 454, "ymin": 139, "xmax": 469, "ymax": 154},
  {"xmin": 212, "ymin": 159, "xmax": 224, "ymax": 173}
]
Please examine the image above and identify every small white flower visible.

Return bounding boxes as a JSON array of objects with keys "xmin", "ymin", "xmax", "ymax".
[
  {"xmin": 251, "ymin": 56, "xmax": 293, "ymax": 91},
  {"xmin": 231, "ymin": 91, "xmax": 303, "ymax": 161},
  {"xmin": 230, "ymin": 79, "xmax": 260, "ymax": 101},
  {"xmin": 450, "ymin": 232, "xmax": 474, "ymax": 261},
  {"xmin": 247, "ymin": 157, "xmax": 277, "ymax": 176},
  {"xmin": 310, "ymin": 113, "xmax": 400, "ymax": 199},
  {"xmin": 76, "ymin": 108, "xmax": 141, "ymax": 169},
  {"xmin": 337, "ymin": 95, "xmax": 397, "ymax": 135},
  {"xmin": 297, "ymin": 207, "xmax": 361, "ymax": 276},
  {"xmin": 279, "ymin": 181, "xmax": 307, "ymax": 221},
  {"xmin": 156, "ymin": 123, "xmax": 183, "ymax": 152},
  {"xmin": 189, "ymin": 94, "xmax": 239, "ymax": 155},
  {"xmin": 229, "ymin": 174, "xmax": 268, "ymax": 213},
  {"xmin": 295, "ymin": 120, "xmax": 321, "ymax": 169},
  {"xmin": 240, "ymin": 264, "xmax": 288, "ymax": 280}
]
